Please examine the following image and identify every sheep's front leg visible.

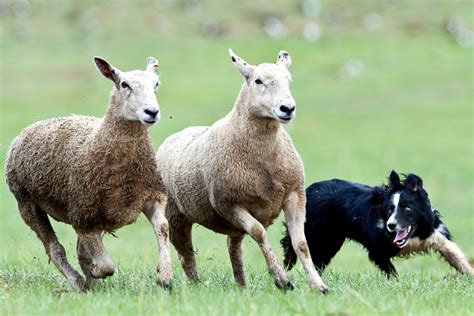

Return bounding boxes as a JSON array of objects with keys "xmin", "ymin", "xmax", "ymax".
[
  {"xmin": 227, "ymin": 234, "xmax": 246, "ymax": 287},
  {"xmin": 283, "ymin": 191, "xmax": 329, "ymax": 294},
  {"xmin": 143, "ymin": 200, "xmax": 173, "ymax": 289},
  {"xmin": 219, "ymin": 206, "xmax": 292, "ymax": 290},
  {"xmin": 77, "ymin": 237, "xmax": 97, "ymax": 289},
  {"xmin": 429, "ymin": 230, "xmax": 474, "ymax": 275},
  {"xmin": 78, "ymin": 232, "xmax": 115, "ymax": 279}
]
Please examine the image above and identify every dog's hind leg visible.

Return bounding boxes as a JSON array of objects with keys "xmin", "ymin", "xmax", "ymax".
[
  {"xmin": 280, "ymin": 227, "xmax": 297, "ymax": 270},
  {"xmin": 369, "ymin": 253, "xmax": 397, "ymax": 277},
  {"xmin": 309, "ymin": 234, "xmax": 345, "ymax": 273},
  {"xmin": 429, "ymin": 230, "xmax": 474, "ymax": 275}
]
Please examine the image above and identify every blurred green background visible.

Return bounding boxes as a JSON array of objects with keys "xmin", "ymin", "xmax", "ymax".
[{"xmin": 0, "ymin": 1, "xmax": 473, "ymax": 315}]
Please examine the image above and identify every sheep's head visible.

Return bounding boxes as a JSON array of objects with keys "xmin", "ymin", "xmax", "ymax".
[
  {"xmin": 228, "ymin": 49, "xmax": 295, "ymax": 123},
  {"xmin": 94, "ymin": 56, "xmax": 161, "ymax": 127}
]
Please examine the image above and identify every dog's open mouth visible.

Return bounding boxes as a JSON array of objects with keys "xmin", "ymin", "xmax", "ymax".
[{"xmin": 393, "ymin": 225, "xmax": 415, "ymax": 248}]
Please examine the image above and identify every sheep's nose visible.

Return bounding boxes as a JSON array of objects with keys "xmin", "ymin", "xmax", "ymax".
[
  {"xmin": 280, "ymin": 105, "xmax": 295, "ymax": 114},
  {"xmin": 387, "ymin": 222, "xmax": 397, "ymax": 232},
  {"xmin": 144, "ymin": 108, "xmax": 159, "ymax": 119}
]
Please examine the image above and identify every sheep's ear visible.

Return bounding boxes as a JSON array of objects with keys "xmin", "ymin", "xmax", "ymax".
[
  {"xmin": 405, "ymin": 174, "xmax": 423, "ymax": 192},
  {"xmin": 94, "ymin": 57, "xmax": 121, "ymax": 84},
  {"xmin": 228, "ymin": 48, "xmax": 253, "ymax": 80},
  {"xmin": 276, "ymin": 50, "xmax": 292, "ymax": 69},
  {"xmin": 388, "ymin": 170, "xmax": 400, "ymax": 189},
  {"xmin": 146, "ymin": 57, "xmax": 159, "ymax": 73}
]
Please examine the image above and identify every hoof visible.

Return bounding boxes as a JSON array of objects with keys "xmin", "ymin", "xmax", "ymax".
[
  {"xmin": 83, "ymin": 277, "xmax": 99, "ymax": 291},
  {"xmin": 91, "ymin": 265, "xmax": 115, "ymax": 279},
  {"xmin": 285, "ymin": 280, "xmax": 295, "ymax": 291},
  {"xmin": 319, "ymin": 285, "xmax": 329, "ymax": 295},
  {"xmin": 275, "ymin": 278, "xmax": 294, "ymax": 292},
  {"xmin": 161, "ymin": 282, "xmax": 172, "ymax": 292},
  {"xmin": 70, "ymin": 275, "xmax": 87, "ymax": 293}
]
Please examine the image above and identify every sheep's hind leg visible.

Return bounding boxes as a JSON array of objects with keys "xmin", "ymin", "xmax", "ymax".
[
  {"xmin": 18, "ymin": 200, "xmax": 85, "ymax": 291},
  {"xmin": 219, "ymin": 206, "xmax": 292, "ymax": 290},
  {"xmin": 283, "ymin": 191, "xmax": 329, "ymax": 294},
  {"xmin": 227, "ymin": 234, "xmax": 246, "ymax": 287},
  {"xmin": 143, "ymin": 200, "xmax": 173, "ymax": 289},
  {"xmin": 166, "ymin": 199, "xmax": 199, "ymax": 283},
  {"xmin": 77, "ymin": 232, "xmax": 115, "ymax": 279}
]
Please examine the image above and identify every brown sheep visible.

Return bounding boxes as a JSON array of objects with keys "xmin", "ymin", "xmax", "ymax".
[
  {"xmin": 156, "ymin": 49, "xmax": 328, "ymax": 293},
  {"xmin": 5, "ymin": 57, "xmax": 172, "ymax": 291}
]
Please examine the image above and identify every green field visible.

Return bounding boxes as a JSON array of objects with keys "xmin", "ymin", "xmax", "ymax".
[{"xmin": 1, "ymin": 1, "xmax": 473, "ymax": 315}]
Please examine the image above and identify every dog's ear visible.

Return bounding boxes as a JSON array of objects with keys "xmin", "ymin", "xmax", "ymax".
[
  {"xmin": 405, "ymin": 174, "xmax": 423, "ymax": 192},
  {"xmin": 388, "ymin": 170, "xmax": 401, "ymax": 189}
]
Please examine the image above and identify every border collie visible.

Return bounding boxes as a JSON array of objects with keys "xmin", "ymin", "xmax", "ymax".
[{"xmin": 281, "ymin": 171, "xmax": 473, "ymax": 276}]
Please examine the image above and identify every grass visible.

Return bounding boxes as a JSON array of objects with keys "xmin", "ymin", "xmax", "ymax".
[
  {"xmin": 0, "ymin": 1, "xmax": 473, "ymax": 315},
  {"xmin": 2, "ymin": 267, "xmax": 472, "ymax": 315}
]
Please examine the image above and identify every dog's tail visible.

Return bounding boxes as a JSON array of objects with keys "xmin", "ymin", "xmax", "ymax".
[{"xmin": 280, "ymin": 223, "xmax": 298, "ymax": 270}]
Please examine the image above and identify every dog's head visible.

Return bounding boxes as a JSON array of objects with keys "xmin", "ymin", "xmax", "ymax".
[{"xmin": 383, "ymin": 170, "xmax": 435, "ymax": 248}]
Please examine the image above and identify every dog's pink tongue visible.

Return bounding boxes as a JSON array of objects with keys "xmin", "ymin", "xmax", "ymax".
[{"xmin": 393, "ymin": 228, "xmax": 409, "ymax": 243}]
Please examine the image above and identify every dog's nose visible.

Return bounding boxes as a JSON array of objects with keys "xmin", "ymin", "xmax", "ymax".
[
  {"xmin": 279, "ymin": 105, "xmax": 295, "ymax": 114},
  {"xmin": 144, "ymin": 108, "xmax": 159, "ymax": 119},
  {"xmin": 387, "ymin": 222, "xmax": 396, "ymax": 232}
]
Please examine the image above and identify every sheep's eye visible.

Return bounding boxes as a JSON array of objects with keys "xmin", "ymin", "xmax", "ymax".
[
  {"xmin": 255, "ymin": 79, "xmax": 263, "ymax": 85},
  {"xmin": 121, "ymin": 81, "xmax": 131, "ymax": 89},
  {"xmin": 155, "ymin": 82, "xmax": 159, "ymax": 89}
]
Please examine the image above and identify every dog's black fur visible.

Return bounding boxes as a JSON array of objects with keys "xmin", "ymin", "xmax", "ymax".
[{"xmin": 281, "ymin": 171, "xmax": 464, "ymax": 277}]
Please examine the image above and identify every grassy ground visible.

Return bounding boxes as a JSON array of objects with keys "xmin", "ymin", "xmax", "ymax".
[{"xmin": 1, "ymin": 1, "xmax": 473, "ymax": 315}]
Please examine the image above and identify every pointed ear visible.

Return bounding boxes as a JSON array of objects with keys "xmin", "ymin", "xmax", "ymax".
[
  {"xmin": 276, "ymin": 50, "xmax": 291, "ymax": 69},
  {"xmin": 146, "ymin": 57, "xmax": 159, "ymax": 73},
  {"xmin": 228, "ymin": 48, "xmax": 253, "ymax": 80},
  {"xmin": 405, "ymin": 174, "xmax": 423, "ymax": 192},
  {"xmin": 388, "ymin": 170, "xmax": 401, "ymax": 189},
  {"xmin": 94, "ymin": 57, "xmax": 121, "ymax": 84}
]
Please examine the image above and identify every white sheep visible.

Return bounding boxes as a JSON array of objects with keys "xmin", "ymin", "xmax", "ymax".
[
  {"xmin": 156, "ymin": 49, "xmax": 328, "ymax": 293},
  {"xmin": 5, "ymin": 56, "xmax": 172, "ymax": 291}
]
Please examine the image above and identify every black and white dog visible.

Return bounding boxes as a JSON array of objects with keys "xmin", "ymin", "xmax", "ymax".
[{"xmin": 281, "ymin": 171, "xmax": 473, "ymax": 276}]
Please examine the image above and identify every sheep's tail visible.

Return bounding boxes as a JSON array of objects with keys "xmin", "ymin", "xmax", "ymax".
[{"xmin": 280, "ymin": 223, "xmax": 297, "ymax": 270}]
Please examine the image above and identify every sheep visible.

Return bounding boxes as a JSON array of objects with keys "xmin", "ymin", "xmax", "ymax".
[
  {"xmin": 5, "ymin": 56, "xmax": 172, "ymax": 291},
  {"xmin": 156, "ymin": 49, "xmax": 328, "ymax": 293}
]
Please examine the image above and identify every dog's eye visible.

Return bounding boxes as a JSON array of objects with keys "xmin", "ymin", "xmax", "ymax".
[
  {"xmin": 255, "ymin": 79, "xmax": 263, "ymax": 85},
  {"xmin": 388, "ymin": 205, "xmax": 395, "ymax": 211},
  {"xmin": 404, "ymin": 207, "xmax": 412, "ymax": 212},
  {"xmin": 121, "ymin": 81, "xmax": 131, "ymax": 89}
]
